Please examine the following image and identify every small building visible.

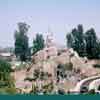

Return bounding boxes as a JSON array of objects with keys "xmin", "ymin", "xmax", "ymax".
[{"xmin": 0, "ymin": 52, "xmax": 14, "ymax": 61}]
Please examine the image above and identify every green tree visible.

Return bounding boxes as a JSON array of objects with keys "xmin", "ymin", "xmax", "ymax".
[
  {"xmin": 14, "ymin": 22, "xmax": 30, "ymax": 61},
  {"xmin": 77, "ymin": 24, "xmax": 85, "ymax": 56},
  {"xmin": 33, "ymin": 33, "xmax": 45, "ymax": 54},
  {"xmin": 66, "ymin": 24, "xmax": 85, "ymax": 57},
  {"xmin": 66, "ymin": 24, "xmax": 100, "ymax": 59},
  {"xmin": 85, "ymin": 28, "xmax": 100, "ymax": 59},
  {"xmin": 66, "ymin": 33, "xmax": 73, "ymax": 48}
]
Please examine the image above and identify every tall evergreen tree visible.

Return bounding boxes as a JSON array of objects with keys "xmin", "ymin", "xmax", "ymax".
[
  {"xmin": 14, "ymin": 22, "xmax": 30, "ymax": 61},
  {"xmin": 66, "ymin": 24, "xmax": 100, "ymax": 59},
  {"xmin": 66, "ymin": 24, "xmax": 85, "ymax": 56},
  {"xmin": 33, "ymin": 33, "xmax": 45, "ymax": 54},
  {"xmin": 77, "ymin": 24, "xmax": 85, "ymax": 56},
  {"xmin": 85, "ymin": 28, "xmax": 99, "ymax": 59},
  {"xmin": 66, "ymin": 33, "xmax": 73, "ymax": 48}
]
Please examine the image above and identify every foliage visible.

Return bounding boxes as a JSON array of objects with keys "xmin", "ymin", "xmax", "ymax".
[
  {"xmin": 0, "ymin": 59, "xmax": 12, "ymax": 73},
  {"xmin": 93, "ymin": 64, "xmax": 100, "ymax": 68},
  {"xmin": 57, "ymin": 64, "xmax": 66, "ymax": 79},
  {"xmin": 0, "ymin": 59, "xmax": 12, "ymax": 81},
  {"xmin": 57, "ymin": 63, "xmax": 73, "ymax": 80},
  {"xmin": 33, "ymin": 69, "xmax": 40, "ymax": 80},
  {"xmin": 24, "ymin": 77, "xmax": 34, "ymax": 82},
  {"xmin": 33, "ymin": 33, "xmax": 45, "ymax": 54},
  {"xmin": 33, "ymin": 69, "xmax": 49, "ymax": 81},
  {"xmin": 66, "ymin": 33, "xmax": 73, "ymax": 48},
  {"xmin": 85, "ymin": 28, "xmax": 100, "ymax": 59},
  {"xmin": 57, "ymin": 89, "xmax": 65, "ymax": 95},
  {"xmin": 30, "ymin": 84, "xmax": 39, "ymax": 94},
  {"xmin": 66, "ymin": 24, "xmax": 100, "ymax": 59},
  {"xmin": 30, "ymin": 80, "xmax": 54, "ymax": 95},
  {"xmin": 14, "ymin": 22, "xmax": 30, "ymax": 61},
  {"xmin": 0, "ymin": 87, "xmax": 16, "ymax": 95},
  {"xmin": 42, "ymin": 82, "xmax": 54, "ymax": 94},
  {"xmin": 64, "ymin": 63, "xmax": 73, "ymax": 71},
  {"xmin": 0, "ymin": 59, "xmax": 16, "ymax": 94},
  {"xmin": 66, "ymin": 24, "xmax": 85, "ymax": 57}
]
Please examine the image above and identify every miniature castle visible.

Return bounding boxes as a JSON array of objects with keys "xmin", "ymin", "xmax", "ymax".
[{"xmin": 33, "ymin": 28, "xmax": 58, "ymax": 62}]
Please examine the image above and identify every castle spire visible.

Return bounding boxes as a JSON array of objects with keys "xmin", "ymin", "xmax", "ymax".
[{"xmin": 46, "ymin": 25, "xmax": 54, "ymax": 48}]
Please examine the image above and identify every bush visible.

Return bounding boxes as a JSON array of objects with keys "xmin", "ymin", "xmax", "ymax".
[
  {"xmin": 0, "ymin": 87, "xmax": 16, "ymax": 95},
  {"xmin": 0, "ymin": 59, "xmax": 12, "ymax": 73},
  {"xmin": 0, "ymin": 59, "xmax": 16, "ymax": 94},
  {"xmin": 93, "ymin": 64, "xmax": 100, "ymax": 68},
  {"xmin": 64, "ymin": 63, "xmax": 73, "ymax": 71},
  {"xmin": 57, "ymin": 63, "xmax": 73, "ymax": 79},
  {"xmin": 0, "ymin": 59, "xmax": 13, "ymax": 82},
  {"xmin": 0, "ymin": 81, "xmax": 8, "ymax": 88},
  {"xmin": 98, "ymin": 85, "xmax": 100, "ymax": 90},
  {"xmin": 33, "ymin": 69, "xmax": 40, "ymax": 80},
  {"xmin": 24, "ymin": 77, "xmax": 34, "ymax": 82},
  {"xmin": 5, "ymin": 87, "xmax": 17, "ymax": 94},
  {"xmin": 88, "ymin": 89, "xmax": 95, "ymax": 94}
]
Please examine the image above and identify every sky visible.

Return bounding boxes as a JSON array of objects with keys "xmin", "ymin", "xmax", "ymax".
[{"xmin": 0, "ymin": 0, "xmax": 100, "ymax": 47}]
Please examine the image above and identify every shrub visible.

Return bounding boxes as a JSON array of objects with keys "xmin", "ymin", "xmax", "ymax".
[
  {"xmin": 88, "ymin": 89, "xmax": 95, "ymax": 94},
  {"xmin": 64, "ymin": 63, "xmax": 73, "ymax": 71},
  {"xmin": 93, "ymin": 64, "xmax": 100, "ymax": 68},
  {"xmin": 24, "ymin": 77, "xmax": 34, "ymax": 82},
  {"xmin": 33, "ymin": 69, "xmax": 40, "ymax": 79},
  {"xmin": 0, "ymin": 81, "xmax": 8, "ymax": 88},
  {"xmin": 0, "ymin": 59, "xmax": 12, "ymax": 73},
  {"xmin": 5, "ymin": 87, "xmax": 17, "ymax": 94},
  {"xmin": 0, "ymin": 87, "xmax": 16, "ymax": 95},
  {"xmin": 98, "ymin": 85, "xmax": 100, "ymax": 90},
  {"xmin": 0, "ymin": 59, "xmax": 16, "ymax": 94}
]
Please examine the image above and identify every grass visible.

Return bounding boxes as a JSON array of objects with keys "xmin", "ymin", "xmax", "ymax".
[{"xmin": 0, "ymin": 87, "xmax": 17, "ymax": 94}]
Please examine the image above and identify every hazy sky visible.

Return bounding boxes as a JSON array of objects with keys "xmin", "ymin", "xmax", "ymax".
[{"xmin": 0, "ymin": 0, "xmax": 100, "ymax": 47}]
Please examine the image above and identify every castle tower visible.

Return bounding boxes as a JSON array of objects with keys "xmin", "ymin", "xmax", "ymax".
[{"xmin": 46, "ymin": 26, "xmax": 55, "ymax": 48}]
